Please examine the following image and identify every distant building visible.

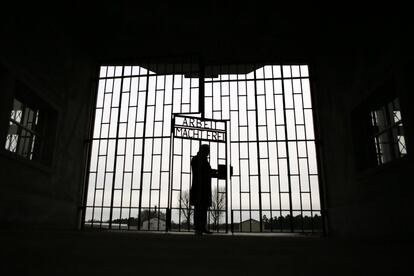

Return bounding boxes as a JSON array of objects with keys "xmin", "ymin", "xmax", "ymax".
[
  {"xmin": 142, "ymin": 217, "xmax": 166, "ymax": 230},
  {"xmin": 233, "ymin": 219, "xmax": 261, "ymax": 232}
]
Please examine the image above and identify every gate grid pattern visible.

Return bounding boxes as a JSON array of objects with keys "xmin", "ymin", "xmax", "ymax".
[{"xmin": 83, "ymin": 62, "xmax": 323, "ymax": 233}]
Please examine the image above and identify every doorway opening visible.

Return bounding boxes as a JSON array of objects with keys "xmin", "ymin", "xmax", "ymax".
[{"xmin": 82, "ymin": 60, "xmax": 323, "ymax": 234}]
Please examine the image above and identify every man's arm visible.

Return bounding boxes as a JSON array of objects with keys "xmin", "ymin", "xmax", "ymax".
[{"xmin": 211, "ymin": 168, "xmax": 218, "ymax": 178}]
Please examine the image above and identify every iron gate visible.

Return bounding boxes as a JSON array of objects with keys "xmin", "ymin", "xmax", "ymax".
[{"xmin": 82, "ymin": 60, "xmax": 324, "ymax": 234}]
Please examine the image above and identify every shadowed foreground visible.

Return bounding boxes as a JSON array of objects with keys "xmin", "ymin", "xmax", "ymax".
[{"xmin": 0, "ymin": 229, "xmax": 411, "ymax": 275}]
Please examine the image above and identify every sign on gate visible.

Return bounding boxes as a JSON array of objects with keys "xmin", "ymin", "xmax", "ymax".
[{"xmin": 172, "ymin": 115, "xmax": 226, "ymax": 142}]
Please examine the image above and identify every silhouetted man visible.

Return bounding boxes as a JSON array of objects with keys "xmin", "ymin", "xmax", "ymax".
[{"xmin": 190, "ymin": 144, "xmax": 217, "ymax": 235}]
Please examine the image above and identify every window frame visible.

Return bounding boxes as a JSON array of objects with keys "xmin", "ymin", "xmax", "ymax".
[
  {"xmin": 370, "ymin": 98, "xmax": 406, "ymax": 166},
  {"xmin": 2, "ymin": 80, "xmax": 57, "ymax": 168},
  {"xmin": 352, "ymin": 79, "xmax": 408, "ymax": 172},
  {"xmin": 5, "ymin": 98, "xmax": 41, "ymax": 160}
]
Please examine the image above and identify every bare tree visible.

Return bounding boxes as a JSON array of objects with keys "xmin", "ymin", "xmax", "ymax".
[
  {"xmin": 179, "ymin": 190, "xmax": 193, "ymax": 229},
  {"xmin": 210, "ymin": 187, "xmax": 226, "ymax": 229}
]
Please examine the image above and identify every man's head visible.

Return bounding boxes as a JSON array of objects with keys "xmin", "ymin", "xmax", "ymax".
[{"xmin": 199, "ymin": 144, "xmax": 210, "ymax": 157}]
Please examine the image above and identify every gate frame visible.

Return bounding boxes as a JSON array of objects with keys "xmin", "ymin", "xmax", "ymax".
[{"xmin": 167, "ymin": 113, "xmax": 230, "ymax": 233}]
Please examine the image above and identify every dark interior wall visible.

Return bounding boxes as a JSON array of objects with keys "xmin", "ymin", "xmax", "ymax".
[
  {"xmin": 0, "ymin": 13, "xmax": 96, "ymax": 229},
  {"xmin": 313, "ymin": 36, "xmax": 413, "ymax": 238}
]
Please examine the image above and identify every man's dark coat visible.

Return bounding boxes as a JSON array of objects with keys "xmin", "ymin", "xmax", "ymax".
[{"xmin": 190, "ymin": 154, "xmax": 212, "ymax": 208}]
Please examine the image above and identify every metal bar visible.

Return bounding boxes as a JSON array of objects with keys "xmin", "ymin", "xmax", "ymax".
[
  {"xmin": 204, "ymin": 76, "xmax": 307, "ymax": 83},
  {"xmin": 8, "ymin": 118, "xmax": 38, "ymax": 136},
  {"xmin": 264, "ymin": 66, "xmax": 273, "ymax": 232},
  {"xmin": 281, "ymin": 65, "xmax": 294, "ymax": 232},
  {"xmin": 100, "ymin": 92, "xmax": 114, "ymax": 227},
  {"xmin": 173, "ymin": 114, "xmax": 230, "ymax": 122},
  {"xmin": 26, "ymin": 109, "xmax": 37, "ymax": 158},
  {"xmin": 167, "ymin": 62, "xmax": 177, "ymax": 232},
  {"xmin": 90, "ymin": 78, "xmax": 108, "ymax": 229},
  {"xmin": 109, "ymin": 66, "xmax": 124, "ymax": 229},
  {"xmin": 231, "ymin": 209, "xmax": 234, "ymax": 233},
  {"xmin": 262, "ymin": 67, "xmax": 271, "ymax": 232},
  {"xmin": 225, "ymin": 120, "xmax": 229, "ymax": 233},
  {"xmin": 268, "ymin": 65, "xmax": 280, "ymax": 232},
  {"xmin": 118, "ymin": 77, "xmax": 131, "ymax": 230},
  {"xmin": 128, "ymin": 75, "xmax": 139, "ymax": 230},
  {"xmin": 199, "ymin": 57, "xmax": 205, "ymax": 118},
  {"xmin": 123, "ymin": 70, "xmax": 135, "ymax": 230},
  {"xmin": 290, "ymin": 67, "xmax": 304, "ymax": 233},
  {"xmin": 157, "ymin": 66, "xmax": 167, "ymax": 231},
  {"xmin": 237, "ymin": 66, "xmax": 243, "ymax": 232},
  {"xmin": 242, "ymin": 66, "xmax": 253, "ymax": 232},
  {"xmin": 253, "ymin": 66, "xmax": 263, "ymax": 232},
  {"xmin": 299, "ymin": 69, "xmax": 315, "ymax": 233},
  {"xmin": 14, "ymin": 102, "xmax": 26, "ymax": 156},
  {"xmin": 147, "ymin": 64, "xmax": 159, "ymax": 230},
  {"xmin": 137, "ymin": 63, "xmax": 150, "ymax": 230},
  {"xmin": 97, "ymin": 76, "xmax": 115, "ymax": 229},
  {"xmin": 178, "ymin": 72, "xmax": 184, "ymax": 232}
]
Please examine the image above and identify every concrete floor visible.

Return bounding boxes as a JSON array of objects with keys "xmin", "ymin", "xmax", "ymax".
[{"xmin": 1, "ymin": 229, "xmax": 411, "ymax": 275}]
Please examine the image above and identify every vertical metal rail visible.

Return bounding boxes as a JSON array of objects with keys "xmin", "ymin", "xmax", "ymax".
[
  {"xmin": 300, "ymin": 65, "xmax": 315, "ymax": 233},
  {"xmin": 264, "ymin": 65, "xmax": 273, "ymax": 232},
  {"xmin": 119, "ymin": 68, "xmax": 133, "ymax": 230},
  {"xmin": 217, "ymin": 72, "xmax": 222, "ymax": 232},
  {"xmin": 147, "ymin": 63, "xmax": 159, "ymax": 230},
  {"xmin": 137, "ymin": 63, "xmax": 150, "ymax": 230},
  {"xmin": 253, "ymin": 67, "xmax": 264, "ymax": 232},
  {"xmin": 274, "ymin": 65, "xmax": 284, "ymax": 232},
  {"xmin": 245, "ymin": 65, "xmax": 253, "ymax": 232},
  {"xmin": 178, "ymin": 63, "xmax": 184, "ymax": 232},
  {"xmin": 199, "ymin": 57, "xmax": 205, "ymax": 118},
  {"xmin": 269, "ymin": 65, "xmax": 279, "ymax": 232},
  {"xmin": 225, "ymin": 120, "xmax": 229, "ymax": 233},
  {"xmin": 290, "ymin": 66, "xmax": 304, "ymax": 232},
  {"xmin": 94, "ymin": 71, "xmax": 112, "ymax": 229},
  {"xmin": 167, "ymin": 62, "xmax": 177, "ymax": 232},
  {"xmin": 14, "ymin": 102, "xmax": 25, "ymax": 156},
  {"xmin": 236, "ymin": 65, "xmax": 243, "ymax": 231},
  {"xmin": 127, "ymin": 68, "xmax": 137, "ymax": 231},
  {"xmin": 281, "ymin": 65, "xmax": 294, "ymax": 232},
  {"xmin": 90, "ymin": 97, "xmax": 101, "ymax": 228},
  {"xmin": 227, "ymin": 73, "xmax": 233, "ymax": 233},
  {"xmin": 109, "ymin": 66, "xmax": 125, "ymax": 229},
  {"xmin": 236, "ymin": 66, "xmax": 243, "ymax": 232},
  {"xmin": 135, "ymin": 67, "xmax": 147, "ymax": 229},
  {"xmin": 188, "ymin": 60, "xmax": 195, "ymax": 231},
  {"xmin": 157, "ymin": 64, "xmax": 167, "ymax": 231},
  {"xmin": 224, "ymin": 64, "xmax": 230, "ymax": 233},
  {"xmin": 167, "ymin": 116, "xmax": 175, "ymax": 232},
  {"xmin": 154, "ymin": 66, "xmax": 164, "ymax": 229},
  {"xmin": 267, "ymin": 65, "xmax": 277, "ymax": 232}
]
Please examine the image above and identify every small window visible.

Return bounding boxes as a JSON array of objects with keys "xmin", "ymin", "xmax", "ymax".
[
  {"xmin": 370, "ymin": 98, "xmax": 407, "ymax": 165},
  {"xmin": 352, "ymin": 80, "xmax": 407, "ymax": 171},
  {"xmin": 3, "ymin": 81, "xmax": 57, "ymax": 166},
  {"xmin": 5, "ymin": 98, "xmax": 40, "ymax": 160}
]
